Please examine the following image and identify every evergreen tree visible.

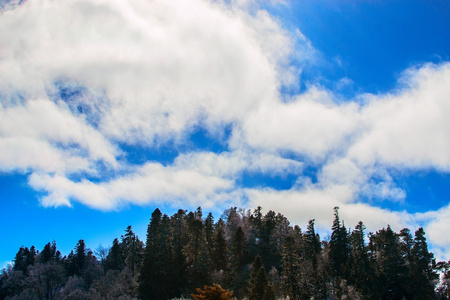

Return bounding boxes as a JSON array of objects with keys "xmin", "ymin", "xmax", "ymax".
[
  {"xmin": 251, "ymin": 206, "xmax": 263, "ymax": 239},
  {"xmin": 260, "ymin": 210, "xmax": 278, "ymax": 268},
  {"xmin": 303, "ymin": 219, "xmax": 326, "ymax": 299},
  {"xmin": 106, "ymin": 238, "xmax": 123, "ymax": 271},
  {"xmin": 228, "ymin": 226, "xmax": 248, "ymax": 298},
  {"xmin": 13, "ymin": 246, "xmax": 29, "ymax": 273},
  {"xmin": 370, "ymin": 225, "xmax": 406, "ymax": 299},
  {"xmin": 349, "ymin": 221, "xmax": 371, "ymax": 297},
  {"xmin": 398, "ymin": 228, "xmax": 415, "ymax": 298},
  {"xmin": 205, "ymin": 212, "xmax": 215, "ymax": 259},
  {"xmin": 75, "ymin": 240, "xmax": 87, "ymax": 274},
  {"xmin": 159, "ymin": 213, "xmax": 178, "ymax": 299},
  {"xmin": 83, "ymin": 250, "xmax": 102, "ymax": 289},
  {"xmin": 40, "ymin": 242, "xmax": 54, "ymax": 264},
  {"xmin": 170, "ymin": 209, "xmax": 188, "ymax": 295},
  {"xmin": 138, "ymin": 208, "xmax": 162, "ymax": 299},
  {"xmin": 248, "ymin": 256, "xmax": 270, "ymax": 300},
  {"xmin": 121, "ymin": 225, "xmax": 144, "ymax": 277},
  {"xmin": 67, "ymin": 240, "xmax": 87, "ymax": 277},
  {"xmin": 212, "ymin": 218, "xmax": 228, "ymax": 272},
  {"xmin": 27, "ymin": 246, "xmax": 37, "ymax": 269},
  {"xmin": 281, "ymin": 235, "xmax": 301, "ymax": 299},
  {"xmin": 139, "ymin": 210, "xmax": 178, "ymax": 299},
  {"xmin": 305, "ymin": 219, "xmax": 321, "ymax": 270},
  {"xmin": 329, "ymin": 206, "xmax": 350, "ymax": 281},
  {"xmin": 410, "ymin": 227, "xmax": 437, "ymax": 299},
  {"xmin": 229, "ymin": 226, "xmax": 247, "ymax": 271},
  {"xmin": 183, "ymin": 214, "xmax": 211, "ymax": 292}
]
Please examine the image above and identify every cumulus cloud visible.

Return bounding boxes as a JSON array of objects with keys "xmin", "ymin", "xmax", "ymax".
[
  {"xmin": 1, "ymin": 0, "xmax": 450, "ymax": 259},
  {"xmin": 0, "ymin": 0, "xmax": 302, "ymax": 210},
  {"xmin": 349, "ymin": 63, "xmax": 450, "ymax": 170},
  {"xmin": 235, "ymin": 87, "xmax": 359, "ymax": 160},
  {"xmin": 0, "ymin": 0, "xmax": 295, "ymax": 146}
]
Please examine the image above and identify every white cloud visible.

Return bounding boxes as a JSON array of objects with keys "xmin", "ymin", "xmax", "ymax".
[
  {"xmin": 29, "ymin": 162, "xmax": 236, "ymax": 211},
  {"xmin": 0, "ymin": 0, "xmax": 296, "ymax": 146},
  {"xmin": 349, "ymin": 63, "xmax": 450, "ymax": 170},
  {"xmin": 0, "ymin": 98, "xmax": 118, "ymax": 174},
  {"xmin": 0, "ymin": 0, "xmax": 306, "ymax": 209},
  {"xmin": 236, "ymin": 87, "xmax": 359, "ymax": 160},
  {"xmin": 174, "ymin": 150, "xmax": 303, "ymax": 178}
]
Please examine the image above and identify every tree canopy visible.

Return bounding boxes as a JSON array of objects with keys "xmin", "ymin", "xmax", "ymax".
[{"xmin": 0, "ymin": 206, "xmax": 445, "ymax": 300}]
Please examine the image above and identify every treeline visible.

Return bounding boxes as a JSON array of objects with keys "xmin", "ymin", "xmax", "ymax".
[{"xmin": 1, "ymin": 206, "xmax": 450, "ymax": 299}]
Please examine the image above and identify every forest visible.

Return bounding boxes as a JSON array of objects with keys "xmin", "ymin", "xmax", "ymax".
[{"xmin": 1, "ymin": 206, "xmax": 450, "ymax": 300}]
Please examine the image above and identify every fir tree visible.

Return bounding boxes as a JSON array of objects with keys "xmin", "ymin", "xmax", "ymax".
[
  {"xmin": 106, "ymin": 238, "xmax": 123, "ymax": 271},
  {"xmin": 212, "ymin": 218, "xmax": 228, "ymax": 272},
  {"xmin": 228, "ymin": 226, "xmax": 248, "ymax": 298},
  {"xmin": 410, "ymin": 227, "xmax": 437, "ymax": 299},
  {"xmin": 329, "ymin": 206, "xmax": 350, "ymax": 280},
  {"xmin": 121, "ymin": 225, "xmax": 144, "ymax": 277},
  {"xmin": 248, "ymin": 256, "xmax": 270, "ymax": 300},
  {"xmin": 67, "ymin": 240, "xmax": 87, "ymax": 277},
  {"xmin": 371, "ymin": 225, "xmax": 405, "ymax": 299},
  {"xmin": 138, "ymin": 208, "xmax": 162, "ymax": 299},
  {"xmin": 349, "ymin": 221, "xmax": 371, "ymax": 296},
  {"xmin": 170, "ymin": 209, "xmax": 188, "ymax": 295},
  {"xmin": 183, "ymin": 213, "xmax": 211, "ymax": 292},
  {"xmin": 205, "ymin": 212, "xmax": 215, "ymax": 259},
  {"xmin": 281, "ymin": 235, "xmax": 301, "ymax": 299}
]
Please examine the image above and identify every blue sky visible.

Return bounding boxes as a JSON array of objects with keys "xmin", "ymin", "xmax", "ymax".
[{"xmin": 1, "ymin": 0, "xmax": 450, "ymax": 266}]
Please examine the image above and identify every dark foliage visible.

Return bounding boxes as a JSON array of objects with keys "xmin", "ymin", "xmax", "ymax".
[{"xmin": 0, "ymin": 206, "xmax": 444, "ymax": 300}]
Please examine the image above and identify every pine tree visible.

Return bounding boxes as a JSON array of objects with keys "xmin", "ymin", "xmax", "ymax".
[
  {"xmin": 410, "ymin": 227, "xmax": 437, "ymax": 299},
  {"xmin": 121, "ymin": 225, "xmax": 144, "ymax": 277},
  {"xmin": 205, "ymin": 212, "xmax": 215, "ymax": 259},
  {"xmin": 40, "ymin": 242, "xmax": 54, "ymax": 264},
  {"xmin": 281, "ymin": 235, "xmax": 301, "ymax": 299},
  {"xmin": 251, "ymin": 206, "xmax": 263, "ymax": 240},
  {"xmin": 229, "ymin": 226, "xmax": 247, "ymax": 272},
  {"xmin": 67, "ymin": 240, "xmax": 87, "ymax": 277},
  {"xmin": 305, "ymin": 219, "xmax": 321, "ymax": 270},
  {"xmin": 228, "ymin": 226, "xmax": 248, "ymax": 298},
  {"xmin": 370, "ymin": 225, "xmax": 405, "ymax": 299},
  {"xmin": 159, "ymin": 213, "xmax": 177, "ymax": 299},
  {"xmin": 398, "ymin": 228, "xmax": 414, "ymax": 298},
  {"xmin": 212, "ymin": 218, "xmax": 228, "ymax": 272},
  {"xmin": 106, "ymin": 238, "xmax": 123, "ymax": 271},
  {"xmin": 13, "ymin": 246, "xmax": 29, "ymax": 273},
  {"xmin": 27, "ymin": 246, "xmax": 37, "ymax": 269},
  {"xmin": 302, "ymin": 219, "xmax": 326, "ymax": 299},
  {"xmin": 138, "ymin": 208, "xmax": 162, "ymax": 299},
  {"xmin": 329, "ymin": 206, "xmax": 350, "ymax": 282},
  {"xmin": 183, "ymin": 212, "xmax": 211, "ymax": 292},
  {"xmin": 350, "ymin": 221, "xmax": 371, "ymax": 297},
  {"xmin": 248, "ymin": 256, "xmax": 270, "ymax": 300},
  {"xmin": 138, "ymin": 210, "xmax": 177, "ymax": 299},
  {"xmin": 170, "ymin": 209, "xmax": 188, "ymax": 295},
  {"xmin": 260, "ymin": 210, "xmax": 278, "ymax": 268}
]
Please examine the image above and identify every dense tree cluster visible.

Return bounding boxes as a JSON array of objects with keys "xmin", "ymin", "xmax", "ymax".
[{"xmin": 1, "ymin": 206, "xmax": 447, "ymax": 299}]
